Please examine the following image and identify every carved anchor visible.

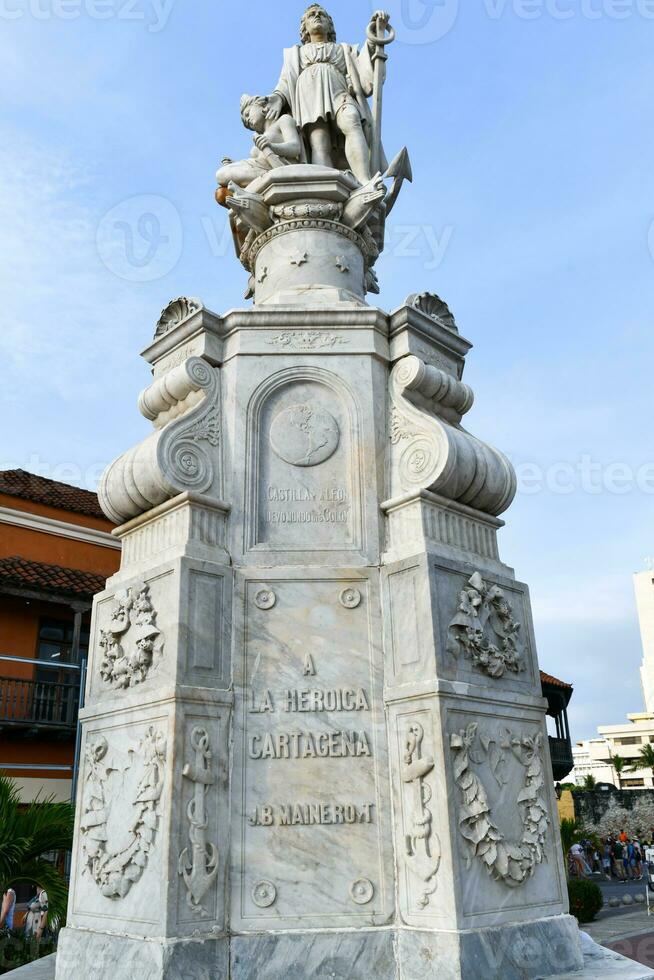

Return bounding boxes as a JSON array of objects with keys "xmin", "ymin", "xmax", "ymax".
[
  {"xmin": 178, "ymin": 727, "xmax": 219, "ymax": 915},
  {"xmin": 402, "ymin": 721, "xmax": 441, "ymax": 908}
]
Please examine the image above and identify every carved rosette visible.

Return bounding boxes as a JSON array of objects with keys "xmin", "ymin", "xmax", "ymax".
[
  {"xmin": 446, "ymin": 572, "xmax": 523, "ymax": 679},
  {"xmin": 79, "ymin": 727, "xmax": 167, "ymax": 899},
  {"xmin": 388, "ymin": 353, "xmax": 516, "ymax": 516},
  {"xmin": 99, "ymin": 582, "xmax": 162, "ymax": 689},
  {"xmin": 449, "ymin": 723, "xmax": 549, "ymax": 887},
  {"xmin": 98, "ymin": 356, "xmax": 222, "ymax": 525}
]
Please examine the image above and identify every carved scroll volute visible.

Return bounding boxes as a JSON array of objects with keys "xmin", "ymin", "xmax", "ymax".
[
  {"xmin": 98, "ymin": 356, "xmax": 223, "ymax": 525},
  {"xmin": 388, "ymin": 355, "xmax": 516, "ymax": 518}
]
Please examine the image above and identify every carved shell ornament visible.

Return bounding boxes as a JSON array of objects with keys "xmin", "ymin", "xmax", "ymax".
[
  {"xmin": 79, "ymin": 727, "xmax": 167, "ymax": 899},
  {"xmin": 154, "ymin": 296, "xmax": 203, "ymax": 340},
  {"xmin": 449, "ymin": 724, "xmax": 549, "ymax": 887},
  {"xmin": 99, "ymin": 582, "xmax": 163, "ymax": 689},
  {"xmin": 405, "ymin": 292, "xmax": 458, "ymax": 333},
  {"xmin": 446, "ymin": 572, "xmax": 523, "ymax": 679}
]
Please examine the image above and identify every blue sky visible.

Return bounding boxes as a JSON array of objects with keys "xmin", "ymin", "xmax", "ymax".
[{"xmin": 2, "ymin": 0, "xmax": 653, "ymax": 742}]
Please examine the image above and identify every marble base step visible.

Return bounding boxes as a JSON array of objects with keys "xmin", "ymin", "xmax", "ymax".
[{"xmin": 8, "ymin": 927, "xmax": 654, "ymax": 979}]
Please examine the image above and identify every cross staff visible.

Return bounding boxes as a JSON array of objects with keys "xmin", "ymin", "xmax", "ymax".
[{"xmin": 366, "ymin": 11, "xmax": 396, "ymax": 177}]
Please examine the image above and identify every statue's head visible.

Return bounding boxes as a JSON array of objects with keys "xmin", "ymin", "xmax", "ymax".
[
  {"xmin": 300, "ymin": 5, "xmax": 336, "ymax": 44},
  {"xmin": 240, "ymin": 95, "xmax": 268, "ymax": 133}
]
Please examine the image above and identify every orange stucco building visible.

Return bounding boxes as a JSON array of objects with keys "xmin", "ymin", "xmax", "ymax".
[{"xmin": 0, "ymin": 470, "xmax": 119, "ymax": 801}]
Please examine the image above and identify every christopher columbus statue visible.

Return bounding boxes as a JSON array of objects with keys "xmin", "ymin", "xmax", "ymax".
[{"xmin": 265, "ymin": 5, "xmax": 389, "ymax": 185}]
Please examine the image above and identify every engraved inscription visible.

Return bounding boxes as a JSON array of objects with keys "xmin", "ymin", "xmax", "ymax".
[
  {"xmin": 237, "ymin": 578, "xmax": 386, "ymax": 924},
  {"xmin": 249, "ymin": 730, "xmax": 371, "ymax": 759},
  {"xmin": 248, "ymin": 802, "xmax": 374, "ymax": 826},
  {"xmin": 249, "ymin": 688, "xmax": 370, "ymax": 713},
  {"xmin": 265, "ymin": 484, "xmax": 350, "ymax": 527}
]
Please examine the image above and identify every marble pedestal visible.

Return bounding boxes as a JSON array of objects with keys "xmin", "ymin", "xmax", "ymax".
[{"xmin": 56, "ymin": 295, "xmax": 585, "ymax": 979}]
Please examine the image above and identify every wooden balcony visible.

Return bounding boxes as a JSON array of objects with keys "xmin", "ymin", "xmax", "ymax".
[
  {"xmin": 0, "ymin": 676, "xmax": 80, "ymax": 735},
  {"xmin": 549, "ymin": 734, "xmax": 574, "ymax": 782}
]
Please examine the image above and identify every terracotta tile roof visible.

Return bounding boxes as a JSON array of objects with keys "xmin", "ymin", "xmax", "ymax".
[
  {"xmin": 540, "ymin": 670, "xmax": 573, "ymax": 691},
  {"xmin": 0, "ymin": 469, "xmax": 105, "ymax": 519},
  {"xmin": 0, "ymin": 556, "xmax": 106, "ymax": 600}
]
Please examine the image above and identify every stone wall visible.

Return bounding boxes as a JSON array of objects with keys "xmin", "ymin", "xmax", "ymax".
[{"xmin": 573, "ymin": 787, "xmax": 654, "ymax": 831}]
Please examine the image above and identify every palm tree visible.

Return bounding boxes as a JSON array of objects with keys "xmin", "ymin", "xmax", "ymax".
[
  {"xmin": 610, "ymin": 753, "xmax": 626, "ymax": 789},
  {"xmin": 626, "ymin": 743, "xmax": 654, "ymax": 785},
  {"xmin": 582, "ymin": 774, "xmax": 597, "ymax": 790},
  {"xmin": 0, "ymin": 774, "xmax": 74, "ymax": 927}
]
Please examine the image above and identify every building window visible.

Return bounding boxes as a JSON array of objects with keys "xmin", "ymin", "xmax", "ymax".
[
  {"xmin": 614, "ymin": 737, "xmax": 642, "ymax": 746},
  {"xmin": 36, "ymin": 618, "xmax": 89, "ymax": 666},
  {"xmin": 622, "ymin": 778, "xmax": 645, "ymax": 787}
]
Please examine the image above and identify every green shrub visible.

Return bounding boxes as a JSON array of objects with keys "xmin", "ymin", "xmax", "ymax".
[
  {"xmin": 567, "ymin": 878, "xmax": 603, "ymax": 923},
  {"xmin": 0, "ymin": 931, "xmax": 56, "ymax": 975}
]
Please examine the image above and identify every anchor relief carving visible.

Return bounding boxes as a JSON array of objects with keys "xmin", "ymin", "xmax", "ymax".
[
  {"xmin": 178, "ymin": 727, "xmax": 219, "ymax": 915},
  {"xmin": 401, "ymin": 721, "xmax": 440, "ymax": 909}
]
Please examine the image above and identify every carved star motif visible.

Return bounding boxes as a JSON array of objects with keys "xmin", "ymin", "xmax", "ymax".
[
  {"xmin": 289, "ymin": 250, "xmax": 309, "ymax": 267},
  {"xmin": 256, "ymin": 266, "xmax": 268, "ymax": 283},
  {"xmin": 335, "ymin": 256, "xmax": 350, "ymax": 273}
]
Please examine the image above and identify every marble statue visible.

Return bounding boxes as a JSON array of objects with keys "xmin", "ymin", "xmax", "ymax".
[
  {"xmin": 213, "ymin": 4, "xmax": 408, "ymax": 304},
  {"xmin": 53, "ymin": 6, "xmax": 634, "ymax": 979},
  {"xmin": 264, "ymin": 5, "xmax": 388, "ymax": 184},
  {"xmin": 215, "ymin": 95, "xmax": 303, "ymax": 197}
]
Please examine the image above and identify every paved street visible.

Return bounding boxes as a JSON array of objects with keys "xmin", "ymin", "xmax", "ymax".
[
  {"xmin": 584, "ymin": 878, "xmax": 654, "ymax": 971},
  {"xmin": 596, "ymin": 874, "xmax": 653, "ymax": 915}
]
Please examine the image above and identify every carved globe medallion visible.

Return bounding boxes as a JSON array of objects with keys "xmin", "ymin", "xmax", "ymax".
[{"xmin": 269, "ymin": 402, "xmax": 340, "ymax": 467}]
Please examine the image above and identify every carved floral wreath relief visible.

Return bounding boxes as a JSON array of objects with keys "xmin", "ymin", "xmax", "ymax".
[
  {"xmin": 446, "ymin": 572, "xmax": 523, "ymax": 679},
  {"xmin": 79, "ymin": 727, "xmax": 167, "ymax": 899},
  {"xmin": 99, "ymin": 582, "xmax": 163, "ymax": 689},
  {"xmin": 449, "ymin": 724, "xmax": 549, "ymax": 887}
]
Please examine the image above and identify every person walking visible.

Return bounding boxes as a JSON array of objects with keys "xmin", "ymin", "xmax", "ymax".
[
  {"xmin": 624, "ymin": 840, "xmax": 635, "ymax": 881},
  {"xmin": 634, "ymin": 840, "xmax": 643, "ymax": 881},
  {"xmin": 613, "ymin": 838, "xmax": 626, "ymax": 881},
  {"xmin": 570, "ymin": 843, "xmax": 589, "ymax": 877},
  {"xmin": 602, "ymin": 841, "xmax": 612, "ymax": 880},
  {"xmin": 0, "ymin": 887, "xmax": 16, "ymax": 930},
  {"xmin": 24, "ymin": 886, "xmax": 48, "ymax": 941}
]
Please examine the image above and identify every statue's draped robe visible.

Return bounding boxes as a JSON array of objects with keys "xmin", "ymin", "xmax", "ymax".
[{"xmin": 273, "ymin": 40, "xmax": 386, "ymax": 173}]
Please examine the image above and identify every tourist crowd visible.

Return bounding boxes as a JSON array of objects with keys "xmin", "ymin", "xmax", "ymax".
[{"xmin": 569, "ymin": 831, "xmax": 653, "ymax": 881}]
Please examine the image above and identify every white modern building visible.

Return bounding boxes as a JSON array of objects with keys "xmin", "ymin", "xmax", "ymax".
[
  {"xmin": 635, "ymin": 569, "xmax": 654, "ymax": 713},
  {"xmin": 569, "ymin": 571, "xmax": 654, "ymax": 789}
]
